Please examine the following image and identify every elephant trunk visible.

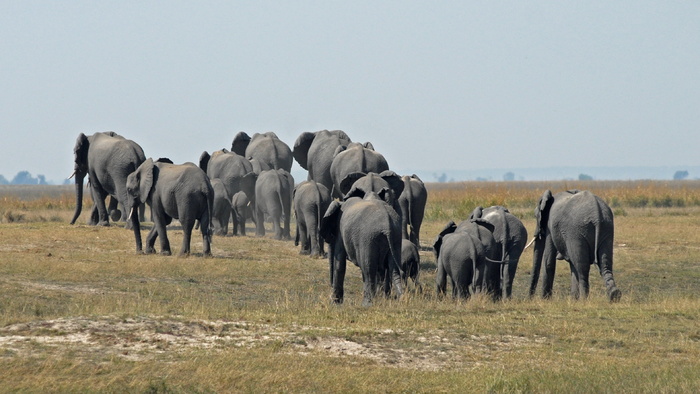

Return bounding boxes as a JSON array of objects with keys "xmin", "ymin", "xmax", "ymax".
[
  {"xmin": 529, "ymin": 238, "xmax": 545, "ymax": 297},
  {"xmin": 70, "ymin": 173, "xmax": 85, "ymax": 225}
]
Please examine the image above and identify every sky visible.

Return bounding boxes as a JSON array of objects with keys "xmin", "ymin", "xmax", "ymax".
[{"xmin": 1, "ymin": 1, "xmax": 699, "ymax": 183}]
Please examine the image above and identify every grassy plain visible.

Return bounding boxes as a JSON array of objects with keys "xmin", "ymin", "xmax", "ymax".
[{"xmin": 0, "ymin": 181, "xmax": 699, "ymax": 392}]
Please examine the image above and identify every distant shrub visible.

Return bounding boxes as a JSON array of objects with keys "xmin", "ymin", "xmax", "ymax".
[{"xmin": 3, "ymin": 210, "xmax": 25, "ymax": 223}]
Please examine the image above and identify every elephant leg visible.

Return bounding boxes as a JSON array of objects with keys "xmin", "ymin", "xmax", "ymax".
[
  {"xmin": 568, "ymin": 240, "xmax": 592, "ymax": 299},
  {"xmin": 255, "ymin": 207, "xmax": 265, "ymax": 237},
  {"xmin": 541, "ymin": 238, "xmax": 558, "ymax": 298},
  {"xmin": 91, "ymin": 185, "xmax": 110, "ymax": 226},
  {"xmin": 570, "ymin": 264, "xmax": 581, "ymax": 299},
  {"xmin": 331, "ymin": 245, "xmax": 347, "ymax": 304},
  {"xmin": 180, "ymin": 221, "xmax": 194, "ymax": 256},
  {"xmin": 298, "ymin": 221, "xmax": 310, "ymax": 255},
  {"xmin": 436, "ymin": 259, "xmax": 447, "ymax": 298},
  {"xmin": 153, "ymin": 209, "xmax": 171, "ymax": 256},
  {"xmin": 504, "ymin": 260, "xmax": 518, "ymax": 299},
  {"xmin": 272, "ymin": 216, "xmax": 282, "ymax": 240},
  {"xmin": 360, "ymin": 252, "xmax": 379, "ymax": 307},
  {"xmin": 110, "ymin": 197, "xmax": 122, "ymax": 223},
  {"xmin": 145, "ymin": 226, "xmax": 158, "ymax": 254}
]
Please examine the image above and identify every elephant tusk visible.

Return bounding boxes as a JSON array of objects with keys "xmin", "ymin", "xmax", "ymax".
[
  {"xmin": 524, "ymin": 236, "xmax": 537, "ymax": 251},
  {"xmin": 68, "ymin": 170, "xmax": 76, "ymax": 180},
  {"xmin": 127, "ymin": 207, "xmax": 135, "ymax": 221}
]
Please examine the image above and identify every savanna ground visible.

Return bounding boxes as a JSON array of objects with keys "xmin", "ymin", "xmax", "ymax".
[{"xmin": 0, "ymin": 181, "xmax": 699, "ymax": 392}]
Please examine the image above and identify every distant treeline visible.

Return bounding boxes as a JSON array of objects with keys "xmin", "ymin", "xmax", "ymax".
[{"xmin": 0, "ymin": 171, "xmax": 53, "ymax": 185}]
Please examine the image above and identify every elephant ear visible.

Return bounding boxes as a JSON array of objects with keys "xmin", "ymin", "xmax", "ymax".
[
  {"xmin": 138, "ymin": 158, "xmax": 156, "ymax": 203},
  {"xmin": 379, "ymin": 170, "xmax": 404, "ymax": 198},
  {"xmin": 363, "ymin": 141, "xmax": 375, "ymax": 150},
  {"xmin": 535, "ymin": 190, "xmax": 554, "ymax": 239},
  {"xmin": 156, "ymin": 157, "xmax": 173, "ymax": 164},
  {"xmin": 377, "ymin": 187, "xmax": 393, "ymax": 205},
  {"xmin": 264, "ymin": 131, "xmax": 279, "ymax": 139},
  {"xmin": 320, "ymin": 200, "xmax": 342, "ymax": 243},
  {"xmin": 469, "ymin": 206, "xmax": 484, "ymax": 221},
  {"xmin": 410, "ymin": 174, "xmax": 423, "ymax": 183},
  {"xmin": 199, "ymin": 151, "xmax": 211, "ymax": 173},
  {"xmin": 330, "ymin": 129, "xmax": 351, "ymax": 144},
  {"xmin": 432, "ymin": 220, "xmax": 457, "ymax": 259},
  {"xmin": 292, "ymin": 131, "xmax": 316, "ymax": 170},
  {"xmin": 340, "ymin": 172, "xmax": 367, "ymax": 197},
  {"xmin": 232, "ymin": 131, "xmax": 251, "ymax": 156},
  {"xmin": 74, "ymin": 133, "xmax": 90, "ymax": 173}
]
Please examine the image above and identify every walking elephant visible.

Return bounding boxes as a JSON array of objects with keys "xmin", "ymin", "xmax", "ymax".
[
  {"xmin": 293, "ymin": 180, "xmax": 331, "ymax": 257},
  {"xmin": 329, "ymin": 142, "xmax": 390, "ymax": 198},
  {"xmin": 254, "ymin": 169, "xmax": 294, "ymax": 240},
  {"xmin": 70, "ymin": 131, "xmax": 146, "ymax": 227},
  {"xmin": 469, "ymin": 206, "xmax": 528, "ymax": 300},
  {"xmin": 529, "ymin": 190, "xmax": 622, "ymax": 302},
  {"xmin": 210, "ymin": 179, "xmax": 232, "ymax": 236},
  {"xmin": 231, "ymin": 191, "xmax": 256, "ymax": 236},
  {"xmin": 320, "ymin": 189, "xmax": 404, "ymax": 306},
  {"xmin": 398, "ymin": 174, "xmax": 427, "ymax": 248},
  {"xmin": 293, "ymin": 129, "xmax": 352, "ymax": 191},
  {"xmin": 232, "ymin": 131, "xmax": 293, "ymax": 172},
  {"xmin": 126, "ymin": 158, "xmax": 214, "ymax": 256},
  {"xmin": 401, "ymin": 239, "xmax": 422, "ymax": 292},
  {"xmin": 433, "ymin": 219, "xmax": 499, "ymax": 299},
  {"xmin": 199, "ymin": 149, "xmax": 256, "ymax": 218}
]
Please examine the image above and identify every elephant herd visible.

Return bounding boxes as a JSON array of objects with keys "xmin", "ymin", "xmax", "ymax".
[{"xmin": 70, "ymin": 130, "xmax": 621, "ymax": 306}]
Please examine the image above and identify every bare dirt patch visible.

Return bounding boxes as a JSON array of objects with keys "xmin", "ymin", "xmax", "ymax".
[{"xmin": 0, "ymin": 316, "xmax": 547, "ymax": 370}]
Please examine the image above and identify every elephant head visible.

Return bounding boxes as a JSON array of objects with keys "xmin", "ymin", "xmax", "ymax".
[
  {"xmin": 340, "ymin": 170, "xmax": 405, "ymax": 204},
  {"xmin": 292, "ymin": 129, "xmax": 351, "ymax": 170},
  {"xmin": 125, "ymin": 158, "xmax": 158, "ymax": 214},
  {"xmin": 534, "ymin": 190, "xmax": 553, "ymax": 241},
  {"xmin": 470, "ymin": 206, "xmax": 511, "ymax": 263},
  {"xmin": 69, "ymin": 133, "xmax": 91, "ymax": 224}
]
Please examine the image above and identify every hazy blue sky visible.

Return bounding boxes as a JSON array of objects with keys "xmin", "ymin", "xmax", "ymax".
[{"xmin": 1, "ymin": 1, "xmax": 699, "ymax": 183}]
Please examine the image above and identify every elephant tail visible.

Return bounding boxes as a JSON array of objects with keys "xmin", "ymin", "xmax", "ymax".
[{"xmin": 593, "ymin": 199, "xmax": 604, "ymax": 267}]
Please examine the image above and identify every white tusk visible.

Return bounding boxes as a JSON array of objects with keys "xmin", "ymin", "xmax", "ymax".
[
  {"xmin": 127, "ymin": 207, "xmax": 135, "ymax": 221},
  {"xmin": 68, "ymin": 170, "xmax": 76, "ymax": 179},
  {"xmin": 524, "ymin": 236, "xmax": 537, "ymax": 251}
]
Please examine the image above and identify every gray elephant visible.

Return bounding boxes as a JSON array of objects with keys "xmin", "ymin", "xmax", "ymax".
[
  {"xmin": 529, "ymin": 190, "xmax": 622, "ymax": 302},
  {"xmin": 70, "ymin": 131, "xmax": 146, "ymax": 227},
  {"xmin": 339, "ymin": 171, "xmax": 404, "ymax": 204},
  {"xmin": 401, "ymin": 239, "xmax": 422, "ymax": 292},
  {"xmin": 398, "ymin": 174, "xmax": 427, "ymax": 248},
  {"xmin": 320, "ymin": 189, "xmax": 404, "ymax": 306},
  {"xmin": 293, "ymin": 180, "xmax": 332, "ymax": 257},
  {"xmin": 433, "ymin": 219, "xmax": 499, "ymax": 299},
  {"xmin": 126, "ymin": 158, "xmax": 214, "ymax": 256},
  {"xmin": 210, "ymin": 178, "xmax": 232, "ymax": 236},
  {"xmin": 232, "ymin": 131, "xmax": 293, "ymax": 172},
  {"xmin": 469, "ymin": 206, "xmax": 528, "ymax": 300},
  {"xmin": 329, "ymin": 142, "xmax": 390, "ymax": 198},
  {"xmin": 254, "ymin": 169, "xmax": 294, "ymax": 240},
  {"xmin": 199, "ymin": 149, "xmax": 255, "ymax": 204},
  {"xmin": 293, "ymin": 129, "xmax": 352, "ymax": 191},
  {"xmin": 231, "ymin": 191, "xmax": 255, "ymax": 236}
]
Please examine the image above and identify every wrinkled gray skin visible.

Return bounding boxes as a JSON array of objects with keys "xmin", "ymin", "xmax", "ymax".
[
  {"xmin": 530, "ymin": 190, "xmax": 621, "ymax": 302},
  {"xmin": 321, "ymin": 190, "xmax": 404, "ymax": 306},
  {"xmin": 469, "ymin": 206, "xmax": 528, "ymax": 300},
  {"xmin": 398, "ymin": 174, "xmax": 427, "ymax": 248},
  {"xmin": 70, "ymin": 131, "xmax": 146, "ymax": 227},
  {"xmin": 231, "ymin": 191, "xmax": 256, "ymax": 236},
  {"xmin": 401, "ymin": 239, "xmax": 422, "ymax": 292},
  {"xmin": 433, "ymin": 220, "xmax": 499, "ymax": 299},
  {"xmin": 232, "ymin": 131, "xmax": 293, "ymax": 172},
  {"xmin": 293, "ymin": 180, "xmax": 331, "ymax": 257},
  {"xmin": 199, "ymin": 149, "xmax": 255, "ymax": 208},
  {"xmin": 254, "ymin": 169, "xmax": 294, "ymax": 240},
  {"xmin": 329, "ymin": 142, "xmax": 390, "ymax": 199},
  {"xmin": 340, "ymin": 171, "xmax": 404, "ymax": 215},
  {"xmin": 210, "ymin": 179, "xmax": 231, "ymax": 236},
  {"xmin": 293, "ymin": 130, "xmax": 352, "ymax": 192},
  {"xmin": 126, "ymin": 158, "xmax": 214, "ymax": 256}
]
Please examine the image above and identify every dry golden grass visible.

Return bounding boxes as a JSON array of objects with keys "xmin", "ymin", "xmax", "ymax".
[{"xmin": 0, "ymin": 182, "xmax": 699, "ymax": 392}]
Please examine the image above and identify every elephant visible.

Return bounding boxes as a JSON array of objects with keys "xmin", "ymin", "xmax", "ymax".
[
  {"xmin": 398, "ymin": 174, "xmax": 428, "ymax": 248},
  {"xmin": 320, "ymin": 189, "xmax": 404, "ymax": 306},
  {"xmin": 210, "ymin": 178, "xmax": 232, "ymax": 236},
  {"xmin": 293, "ymin": 180, "xmax": 332, "ymax": 257},
  {"xmin": 231, "ymin": 191, "xmax": 255, "ymax": 236},
  {"xmin": 126, "ymin": 158, "xmax": 214, "ymax": 256},
  {"xmin": 70, "ymin": 131, "xmax": 146, "ymax": 227},
  {"xmin": 254, "ymin": 169, "xmax": 294, "ymax": 240},
  {"xmin": 433, "ymin": 219, "xmax": 499, "ymax": 299},
  {"xmin": 401, "ymin": 239, "xmax": 422, "ymax": 292},
  {"xmin": 529, "ymin": 190, "xmax": 622, "ymax": 302},
  {"xmin": 199, "ymin": 149, "xmax": 255, "ymax": 206},
  {"xmin": 329, "ymin": 142, "xmax": 390, "ymax": 198},
  {"xmin": 232, "ymin": 131, "xmax": 293, "ymax": 172},
  {"xmin": 469, "ymin": 206, "xmax": 528, "ymax": 300},
  {"xmin": 293, "ymin": 129, "xmax": 352, "ymax": 191}
]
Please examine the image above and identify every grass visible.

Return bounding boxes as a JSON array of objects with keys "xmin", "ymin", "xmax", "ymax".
[{"xmin": 0, "ymin": 182, "xmax": 699, "ymax": 392}]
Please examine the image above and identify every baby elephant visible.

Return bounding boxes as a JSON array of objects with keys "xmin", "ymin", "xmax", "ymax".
[
  {"xmin": 293, "ymin": 180, "xmax": 331, "ymax": 257},
  {"xmin": 231, "ymin": 191, "xmax": 255, "ymax": 236},
  {"xmin": 401, "ymin": 239, "xmax": 422, "ymax": 292},
  {"xmin": 126, "ymin": 158, "xmax": 214, "ymax": 256}
]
